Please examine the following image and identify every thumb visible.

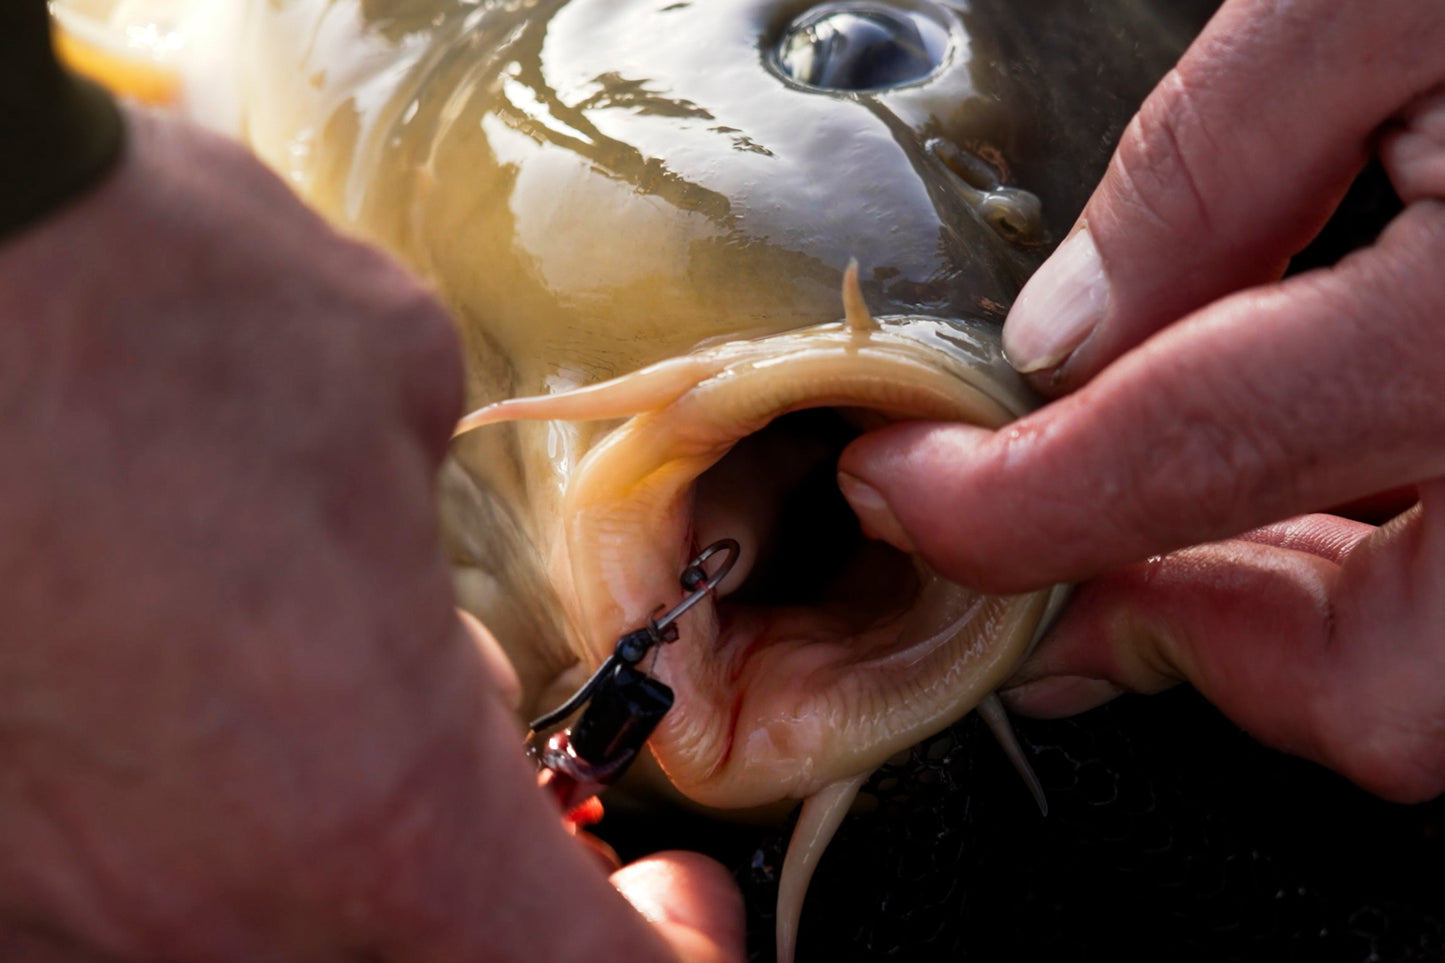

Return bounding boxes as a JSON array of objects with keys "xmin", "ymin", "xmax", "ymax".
[
  {"xmin": 1000, "ymin": 0, "xmax": 1445, "ymax": 393},
  {"xmin": 610, "ymin": 852, "xmax": 747, "ymax": 963}
]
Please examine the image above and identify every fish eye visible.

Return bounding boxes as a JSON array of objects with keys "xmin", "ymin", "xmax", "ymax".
[{"xmin": 772, "ymin": 2, "xmax": 951, "ymax": 92}]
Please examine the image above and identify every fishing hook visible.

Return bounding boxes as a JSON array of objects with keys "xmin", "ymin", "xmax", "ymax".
[
  {"xmin": 527, "ymin": 538, "xmax": 740, "ymax": 737},
  {"xmin": 526, "ymin": 538, "xmax": 740, "ymax": 817}
]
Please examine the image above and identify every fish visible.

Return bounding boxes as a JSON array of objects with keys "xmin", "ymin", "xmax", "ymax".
[{"xmin": 54, "ymin": 0, "xmax": 1205, "ymax": 957}]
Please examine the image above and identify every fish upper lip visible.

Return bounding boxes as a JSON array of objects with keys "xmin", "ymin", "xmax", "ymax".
[{"xmin": 453, "ymin": 311, "xmax": 1035, "ymax": 440}]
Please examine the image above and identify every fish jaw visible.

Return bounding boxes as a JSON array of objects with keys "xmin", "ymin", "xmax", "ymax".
[{"xmin": 463, "ymin": 311, "xmax": 1058, "ymax": 810}]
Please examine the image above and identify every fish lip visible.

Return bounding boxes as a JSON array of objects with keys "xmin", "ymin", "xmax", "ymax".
[{"xmin": 533, "ymin": 316, "xmax": 1052, "ymax": 808}]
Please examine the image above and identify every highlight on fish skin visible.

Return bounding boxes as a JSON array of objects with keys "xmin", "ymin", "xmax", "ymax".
[{"xmin": 52, "ymin": 0, "xmax": 1199, "ymax": 958}]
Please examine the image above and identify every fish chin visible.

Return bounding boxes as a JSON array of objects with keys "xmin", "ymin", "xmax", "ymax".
[{"xmin": 463, "ymin": 302, "xmax": 1060, "ymax": 811}]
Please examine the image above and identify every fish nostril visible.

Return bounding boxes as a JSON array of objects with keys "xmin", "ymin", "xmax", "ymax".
[
  {"xmin": 929, "ymin": 137, "xmax": 1002, "ymax": 191},
  {"xmin": 772, "ymin": 1, "xmax": 951, "ymax": 92},
  {"xmin": 977, "ymin": 187, "xmax": 1043, "ymax": 244},
  {"xmin": 929, "ymin": 137, "xmax": 1044, "ymax": 245}
]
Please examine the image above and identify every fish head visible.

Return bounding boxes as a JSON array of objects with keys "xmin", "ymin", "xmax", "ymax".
[
  {"xmin": 422, "ymin": 0, "xmax": 1194, "ymax": 809},
  {"xmin": 394, "ymin": 0, "xmax": 1186, "ymax": 393}
]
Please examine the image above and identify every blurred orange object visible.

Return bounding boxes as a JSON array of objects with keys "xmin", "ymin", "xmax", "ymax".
[
  {"xmin": 54, "ymin": 28, "xmax": 179, "ymax": 104},
  {"xmin": 49, "ymin": 1, "xmax": 183, "ymax": 106}
]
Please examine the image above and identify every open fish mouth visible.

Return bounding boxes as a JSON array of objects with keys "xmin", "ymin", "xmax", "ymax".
[{"xmin": 457, "ymin": 271, "xmax": 1062, "ymax": 810}]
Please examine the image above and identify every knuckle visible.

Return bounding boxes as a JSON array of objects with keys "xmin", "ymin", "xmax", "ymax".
[{"xmin": 1106, "ymin": 68, "xmax": 1219, "ymax": 243}]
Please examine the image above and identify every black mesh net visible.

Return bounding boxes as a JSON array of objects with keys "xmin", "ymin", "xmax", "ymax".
[
  {"xmin": 600, "ymin": 687, "xmax": 1445, "ymax": 963},
  {"xmin": 739, "ymin": 688, "xmax": 1445, "ymax": 962}
]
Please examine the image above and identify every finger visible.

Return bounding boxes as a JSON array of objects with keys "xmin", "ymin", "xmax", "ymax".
[
  {"xmin": 1382, "ymin": 83, "xmax": 1445, "ymax": 205},
  {"xmin": 1001, "ymin": 0, "xmax": 1445, "ymax": 390},
  {"xmin": 994, "ymin": 513, "xmax": 1381, "ymax": 717},
  {"xmin": 840, "ymin": 201, "xmax": 1445, "ymax": 593},
  {"xmin": 572, "ymin": 828, "xmax": 623, "ymax": 873},
  {"xmin": 611, "ymin": 852, "xmax": 747, "ymax": 963},
  {"xmin": 1001, "ymin": 513, "xmax": 1374, "ymax": 716},
  {"xmin": 1001, "ymin": 508, "xmax": 1445, "ymax": 803}
]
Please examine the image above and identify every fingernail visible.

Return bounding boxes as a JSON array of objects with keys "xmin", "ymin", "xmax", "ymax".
[
  {"xmin": 837, "ymin": 472, "xmax": 917, "ymax": 554},
  {"xmin": 1003, "ymin": 227, "xmax": 1109, "ymax": 374},
  {"xmin": 999, "ymin": 676, "xmax": 1126, "ymax": 718}
]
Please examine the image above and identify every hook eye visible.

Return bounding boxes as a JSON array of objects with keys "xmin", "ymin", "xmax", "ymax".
[
  {"xmin": 682, "ymin": 538, "xmax": 741, "ymax": 594},
  {"xmin": 772, "ymin": 1, "xmax": 951, "ymax": 92},
  {"xmin": 652, "ymin": 538, "xmax": 741, "ymax": 633}
]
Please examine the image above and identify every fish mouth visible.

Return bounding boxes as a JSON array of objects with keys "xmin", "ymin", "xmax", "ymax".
[{"xmin": 459, "ymin": 278, "xmax": 1060, "ymax": 809}]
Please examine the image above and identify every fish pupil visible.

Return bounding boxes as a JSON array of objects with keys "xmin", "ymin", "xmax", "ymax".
[{"xmin": 774, "ymin": 2, "xmax": 950, "ymax": 92}]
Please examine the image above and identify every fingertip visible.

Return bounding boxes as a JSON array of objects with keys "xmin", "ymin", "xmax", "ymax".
[
  {"xmin": 834, "ymin": 416, "xmax": 916, "ymax": 475},
  {"xmin": 835, "ymin": 471, "xmax": 916, "ymax": 554},
  {"xmin": 837, "ymin": 419, "xmax": 993, "ymax": 493},
  {"xmin": 836, "ymin": 420, "xmax": 931, "ymax": 553},
  {"xmin": 838, "ymin": 420, "xmax": 996, "ymax": 555},
  {"xmin": 838, "ymin": 419, "xmax": 1064, "ymax": 592},
  {"xmin": 611, "ymin": 852, "xmax": 746, "ymax": 963}
]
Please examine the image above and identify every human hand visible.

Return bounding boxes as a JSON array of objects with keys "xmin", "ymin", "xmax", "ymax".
[
  {"xmin": 0, "ymin": 109, "xmax": 741, "ymax": 961},
  {"xmin": 837, "ymin": 0, "xmax": 1445, "ymax": 803}
]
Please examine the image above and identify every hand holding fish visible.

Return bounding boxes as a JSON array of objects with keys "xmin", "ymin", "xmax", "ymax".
[
  {"xmin": 839, "ymin": 0, "xmax": 1445, "ymax": 804},
  {"xmin": 0, "ymin": 107, "xmax": 741, "ymax": 962}
]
